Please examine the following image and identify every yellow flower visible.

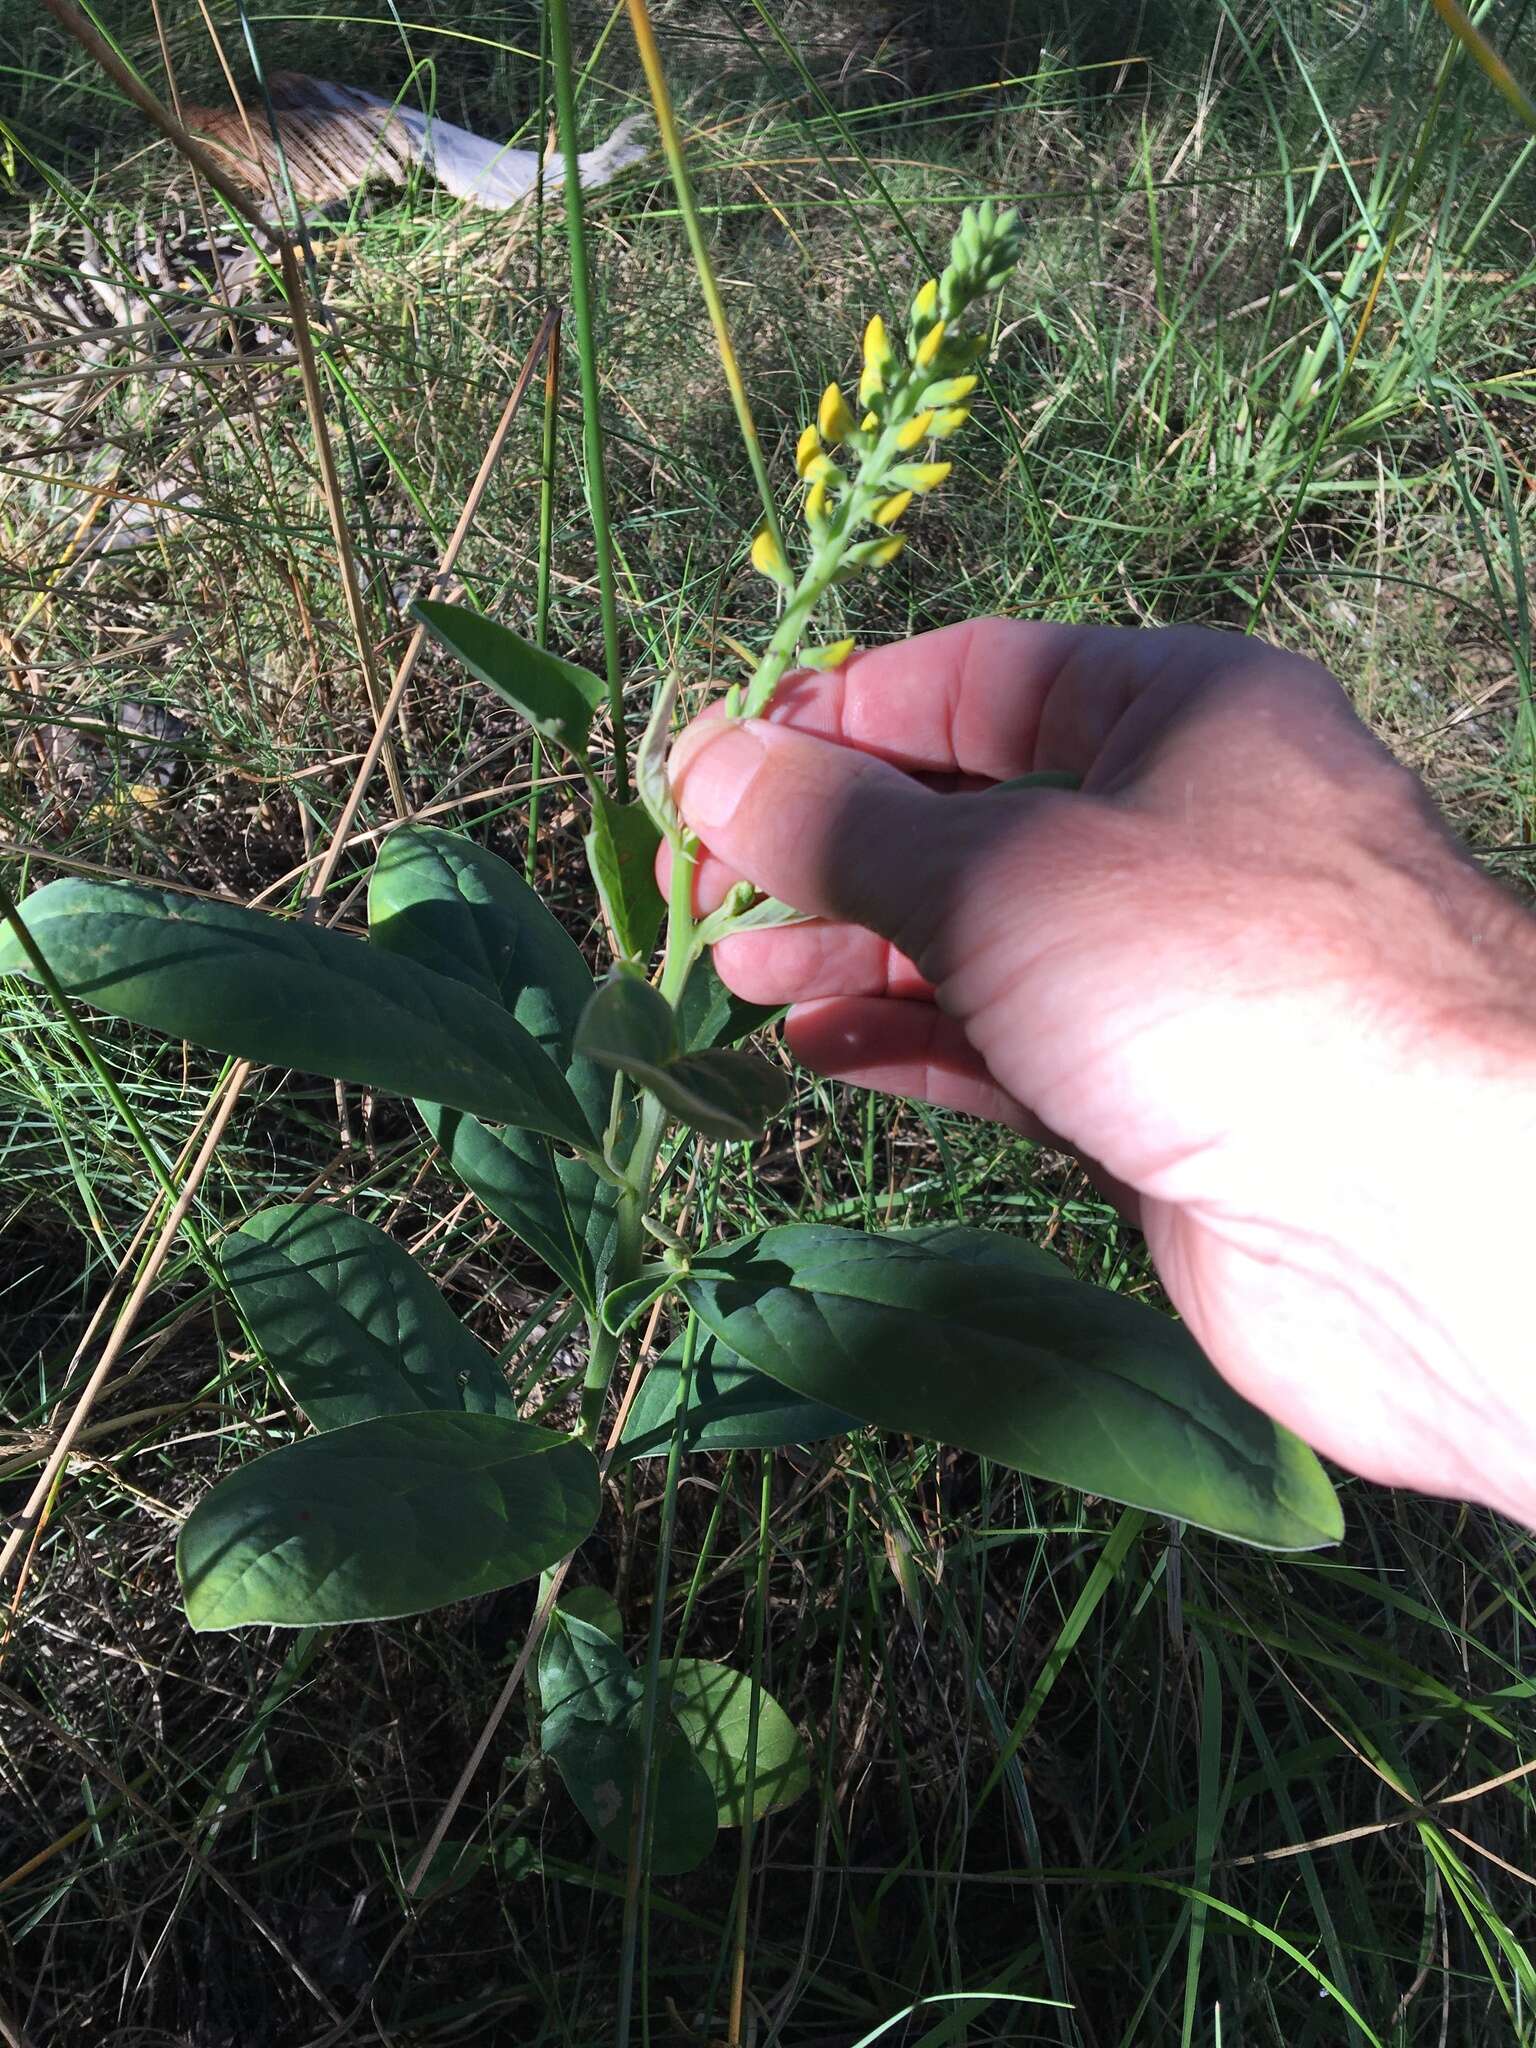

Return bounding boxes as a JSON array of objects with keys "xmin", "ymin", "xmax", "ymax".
[
  {"xmin": 895, "ymin": 410, "xmax": 935, "ymax": 451},
  {"xmin": 795, "ymin": 423, "xmax": 822, "ymax": 476},
  {"xmin": 903, "ymin": 461, "xmax": 952, "ymax": 493},
  {"xmin": 803, "ymin": 453, "xmax": 837, "ymax": 484},
  {"xmin": 860, "ymin": 410, "xmax": 878, "ymax": 432},
  {"xmin": 928, "ymin": 406, "xmax": 971, "ymax": 439},
  {"xmin": 915, "ymin": 319, "xmax": 947, "ymax": 370},
  {"xmin": 859, "ymin": 314, "xmax": 893, "ymax": 406},
  {"xmin": 750, "ymin": 528, "xmax": 787, "ymax": 579},
  {"xmin": 801, "ymin": 636, "xmax": 855, "ymax": 670},
  {"xmin": 818, "ymin": 383, "xmax": 855, "ymax": 443},
  {"xmin": 806, "ymin": 473, "xmax": 832, "ymax": 523},
  {"xmin": 868, "ymin": 534, "xmax": 905, "ymax": 566},
  {"xmin": 872, "ymin": 489, "xmax": 913, "ymax": 528},
  {"xmin": 911, "ymin": 278, "xmax": 939, "ymax": 327},
  {"xmin": 923, "ymin": 374, "xmax": 978, "ymax": 405}
]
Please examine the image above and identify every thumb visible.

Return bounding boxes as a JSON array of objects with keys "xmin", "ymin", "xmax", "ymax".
[{"xmin": 669, "ymin": 716, "xmax": 958, "ymax": 946}]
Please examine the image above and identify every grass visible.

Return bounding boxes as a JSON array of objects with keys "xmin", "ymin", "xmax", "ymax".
[{"xmin": 3, "ymin": 0, "xmax": 1536, "ymax": 2041}]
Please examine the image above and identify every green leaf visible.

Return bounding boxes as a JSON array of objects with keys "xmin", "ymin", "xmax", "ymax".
[
  {"xmin": 585, "ymin": 792, "xmax": 664, "ymax": 963},
  {"xmin": 537, "ymin": 1612, "xmax": 717, "ymax": 1874},
  {"xmin": 366, "ymin": 828, "xmax": 615, "ymax": 1304},
  {"xmin": 557, "ymin": 1584, "xmax": 623, "ymax": 1645},
  {"xmin": 675, "ymin": 955, "xmax": 782, "ymax": 1054},
  {"xmin": 223, "ymin": 1203, "xmax": 517, "ymax": 1430},
  {"xmin": 635, "ymin": 670, "xmax": 681, "ymax": 835},
  {"xmin": 576, "ymin": 978, "xmax": 788, "ymax": 1141},
  {"xmin": 644, "ymin": 1049, "xmax": 788, "ymax": 1142},
  {"xmin": 0, "ymin": 879, "xmax": 593, "ymax": 1149},
  {"xmin": 667, "ymin": 1659, "xmax": 811, "ymax": 1825},
  {"xmin": 421, "ymin": 1109, "xmax": 616, "ymax": 1310},
  {"xmin": 576, "ymin": 972, "xmax": 676, "ymax": 1067},
  {"xmin": 616, "ymin": 1328, "xmax": 856, "ymax": 1461},
  {"xmin": 368, "ymin": 826, "xmax": 595, "ymax": 1063},
  {"xmin": 177, "ymin": 1412, "xmax": 599, "ymax": 1629},
  {"xmin": 679, "ymin": 1225, "xmax": 1343, "ymax": 1551},
  {"xmin": 413, "ymin": 601, "xmax": 604, "ymax": 756}
]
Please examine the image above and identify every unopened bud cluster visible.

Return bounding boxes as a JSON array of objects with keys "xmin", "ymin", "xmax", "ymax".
[{"xmin": 741, "ymin": 202, "xmax": 1023, "ymax": 711}]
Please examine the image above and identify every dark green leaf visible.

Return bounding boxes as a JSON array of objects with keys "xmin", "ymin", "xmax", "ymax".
[
  {"xmin": 585, "ymin": 792, "xmax": 664, "ymax": 963},
  {"xmin": 667, "ymin": 1659, "xmax": 811, "ymax": 1825},
  {"xmin": 177, "ymin": 1412, "xmax": 599, "ymax": 1630},
  {"xmin": 645, "ymin": 1049, "xmax": 788, "ymax": 1142},
  {"xmin": 365, "ymin": 827, "xmax": 614, "ymax": 1305},
  {"xmin": 616, "ymin": 1328, "xmax": 856, "ymax": 1461},
  {"xmin": 576, "ymin": 979, "xmax": 787, "ymax": 1141},
  {"xmin": 576, "ymin": 973, "xmax": 676, "ymax": 1069},
  {"xmin": 599, "ymin": 1266, "xmax": 680, "ymax": 1338},
  {"xmin": 679, "ymin": 1225, "xmax": 1343, "ymax": 1550},
  {"xmin": 675, "ymin": 955, "xmax": 783, "ymax": 1054},
  {"xmin": 223, "ymin": 1203, "xmax": 516, "ymax": 1430},
  {"xmin": 421, "ymin": 1109, "xmax": 614, "ymax": 1310},
  {"xmin": 0, "ymin": 879, "xmax": 592, "ymax": 1148},
  {"xmin": 537, "ymin": 1612, "xmax": 717, "ymax": 1874},
  {"xmin": 413, "ymin": 601, "xmax": 604, "ymax": 756},
  {"xmin": 368, "ymin": 826, "xmax": 595, "ymax": 1064},
  {"xmin": 558, "ymin": 1584, "xmax": 622, "ymax": 1645}
]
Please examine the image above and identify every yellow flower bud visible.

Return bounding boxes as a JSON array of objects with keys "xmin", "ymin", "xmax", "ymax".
[
  {"xmin": 805, "ymin": 473, "xmax": 831, "ymax": 524},
  {"xmin": 859, "ymin": 314, "xmax": 893, "ymax": 406},
  {"xmin": 912, "ymin": 278, "xmax": 939, "ymax": 327},
  {"xmin": 795, "ymin": 423, "xmax": 822, "ymax": 476},
  {"xmin": 750, "ymin": 528, "xmax": 787, "ymax": 580},
  {"xmin": 928, "ymin": 406, "xmax": 972, "ymax": 439},
  {"xmin": 860, "ymin": 410, "xmax": 878, "ymax": 432},
  {"xmin": 868, "ymin": 534, "xmax": 905, "ymax": 566},
  {"xmin": 803, "ymin": 453, "xmax": 837, "ymax": 484},
  {"xmin": 818, "ymin": 382, "xmax": 855, "ymax": 443},
  {"xmin": 915, "ymin": 319, "xmax": 947, "ymax": 370},
  {"xmin": 895, "ymin": 410, "xmax": 935, "ymax": 451},
  {"xmin": 904, "ymin": 461, "xmax": 952, "ymax": 493},
  {"xmin": 872, "ymin": 489, "xmax": 913, "ymax": 528},
  {"xmin": 923, "ymin": 374, "xmax": 979, "ymax": 405},
  {"xmin": 800, "ymin": 636, "xmax": 855, "ymax": 670}
]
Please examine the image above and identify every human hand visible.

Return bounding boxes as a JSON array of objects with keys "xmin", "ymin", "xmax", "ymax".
[{"xmin": 667, "ymin": 620, "xmax": 1536, "ymax": 1523}]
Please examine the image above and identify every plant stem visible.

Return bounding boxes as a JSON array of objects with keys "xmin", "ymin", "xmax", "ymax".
[
  {"xmin": 548, "ymin": 0, "xmax": 629, "ymax": 797},
  {"xmin": 576, "ymin": 828, "xmax": 700, "ymax": 1443},
  {"xmin": 528, "ymin": 306, "xmax": 562, "ymax": 883}
]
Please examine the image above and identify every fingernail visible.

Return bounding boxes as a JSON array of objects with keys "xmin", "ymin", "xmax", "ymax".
[{"xmin": 669, "ymin": 720, "xmax": 768, "ymax": 833}]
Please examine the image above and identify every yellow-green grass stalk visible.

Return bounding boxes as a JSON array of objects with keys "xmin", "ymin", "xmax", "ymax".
[
  {"xmin": 549, "ymin": 0, "xmax": 630, "ymax": 797},
  {"xmin": 624, "ymin": 0, "xmax": 785, "ymax": 559}
]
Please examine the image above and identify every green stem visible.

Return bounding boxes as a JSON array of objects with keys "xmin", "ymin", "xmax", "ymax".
[
  {"xmin": 527, "ymin": 305, "xmax": 562, "ymax": 883},
  {"xmin": 548, "ymin": 0, "xmax": 629, "ymax": 798},
  {"xmin": 576, "ymin": 829, "xmax": 699, "ymax": 1444}
]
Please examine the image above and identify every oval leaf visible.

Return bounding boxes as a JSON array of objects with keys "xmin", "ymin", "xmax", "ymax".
[
  {"xmin": 223, "ymin": 1203, "xmax": 517, "ymax": 1430},
  {"xmin": 368, "ymin": 826, "xmax": 596, "ymax": 1067},
  {"xmin": 422, "ymin": 1108, "xmax": 614, "ymax": 1310},
  {"xmin": 645, "ymin": 1049, "xmax": 788, "ymax": 1143},
  {"xmin": 177, "ymin": 1411, "xmax": 599, "ymax": 1630},
  {"xmin": 576, "ymin": 973, "xmax": 676, "ymax": 1069},
  {"xmin": 414, "ymin": 601, "xmax": 604, "ymax": 756},
  {"xmin": 366, "ymin": 828, "xmax": 614, "ymax": 1305},
  {"xmin": 667, "ymin": 1659, "xmax": 811, "ymax": 1825},
  {"xmin": 0, "ymin": 879, "xmax": 592, "ymax": 1148},
  {"xmin": 679, "ymin": 1225, "xmax": 1342, "ymax": 1551},
  {"xmin": 616, "ymin": 1328, "xmax": 856, "ymax": 1461},
  {"xmin": 585, "ymin": 792, "xmax": 664, "ymax": 963},
  {"xmin": 538, "ymin": 1612, "xmax": 717, "ymax": 1875},
  {"xmin": 576, "ymin": 982, "xmax": 787, "ymax": 1141},
  {"xmin": 676, "ymin": 956, "xmax": 782, "ymax": 1054}
]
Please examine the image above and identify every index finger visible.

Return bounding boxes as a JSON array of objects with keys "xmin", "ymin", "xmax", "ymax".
[{"xmin": 750, "ymin": 616, "xmax": 1156, "ymax": 781}]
